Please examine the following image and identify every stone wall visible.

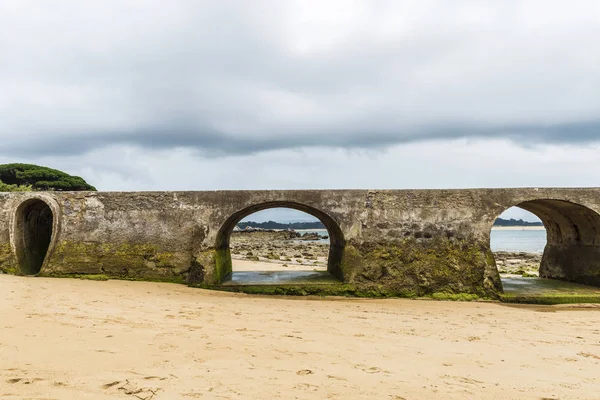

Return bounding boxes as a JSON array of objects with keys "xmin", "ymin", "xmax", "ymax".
[{"xmin": 1, "ymin": 188, "xmax": 599, "ymax": 296}]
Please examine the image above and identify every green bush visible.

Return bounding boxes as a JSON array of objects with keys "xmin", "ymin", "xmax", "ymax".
[
  {"xmin": 0, "ymin": 163, "xmax": 96, "ymax": 192},
  {"xmin": 0, "ymin": 181, "xmax": 33, "ymax": 192}
]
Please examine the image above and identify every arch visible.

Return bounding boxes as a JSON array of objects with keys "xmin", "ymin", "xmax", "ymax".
[
  {"xmin": 215, "ymin": 201, "xmax": 345, "ymax": 283},
  {"xmin": 12, "ymin": 197, "xmax": 58, "ymax": 275},
  {"xmin": 490, "ymin": 199, "xmax": 600, "ymax": 286}
]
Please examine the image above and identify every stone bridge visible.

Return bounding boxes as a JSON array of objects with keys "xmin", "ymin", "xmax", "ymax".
[{"xmin": 1, "ymin": 188, "xmax": 599, "ymax": 297}]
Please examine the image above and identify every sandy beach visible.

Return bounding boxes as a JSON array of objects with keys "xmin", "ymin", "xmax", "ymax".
[{"xmin": 1, "ymin": 275, "xmax": 599, "ymax": 399}]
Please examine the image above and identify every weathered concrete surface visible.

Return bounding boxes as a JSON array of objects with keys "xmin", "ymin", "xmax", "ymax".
[{"xmin": 1, "ymin": 188, "xmax": 600, "ymax": 296}]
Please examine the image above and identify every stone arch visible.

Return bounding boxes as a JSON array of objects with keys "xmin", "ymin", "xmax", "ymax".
[
  {"xmin": 11, "ymin": 195, "xmax": 60, "ymax": 275},
  {"xmin": 490, "ymin": 199, "xmax": 600, "ymax": 286},
  {"xmin": 215, "ymin": 201, "xmax": 345, "ymax": 283}
]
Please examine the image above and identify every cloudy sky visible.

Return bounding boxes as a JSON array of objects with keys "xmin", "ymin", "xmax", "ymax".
[{"xmin": 2, "ymin": 1, "xmax": 599, "ymax": 221}]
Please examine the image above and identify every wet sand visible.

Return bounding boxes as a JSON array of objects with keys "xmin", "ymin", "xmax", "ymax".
[{"xmin": 1, "ymin": 275, "xmax": 599, "ymax": 399}]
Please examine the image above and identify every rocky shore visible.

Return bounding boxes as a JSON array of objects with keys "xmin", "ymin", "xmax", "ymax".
[
  {"xmin": 230, "ymin": 230, "xmax": 543, "ymax": 276},
  {"xmin": 230, "ymin": 230, "xmax": 329, "ymax": 269},
  {"xmin": 494, "ymin": 251, "xmax": 542, "ymax": 277}
]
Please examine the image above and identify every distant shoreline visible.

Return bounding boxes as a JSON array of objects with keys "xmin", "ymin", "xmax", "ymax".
[
  {"xmin": 253, "ymin": 227, "xmax": 544, "ymax": 232},
  {"xmin": 491, "ymin": 226, "xmax": 545, "ymax": 231}
]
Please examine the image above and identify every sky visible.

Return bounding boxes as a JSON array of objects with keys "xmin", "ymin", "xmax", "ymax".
[
  {"xmin": 2, "ymin": 1, "xmax": 599, "ymax": 222},
  {"xmin": 239, "ymin": 206, "xmax": 540, "ymax": 223}
]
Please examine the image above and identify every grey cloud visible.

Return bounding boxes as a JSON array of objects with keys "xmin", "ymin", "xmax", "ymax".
[
  {"xmin": 6, "ymin": 119, "xmax": 600, "ymax": 158},
  {"xmin": 1, "ymin": 0, "xmax": 600, "ymax": 158}
]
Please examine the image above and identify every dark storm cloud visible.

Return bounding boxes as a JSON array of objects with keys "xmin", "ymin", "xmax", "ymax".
[
  {"xmin": 8, "ymin": 119, "xmax": 600, "ymax": 158},
  {"xmin": 1, "ymin": 0, "xmax": 600, "ymax": 158}
]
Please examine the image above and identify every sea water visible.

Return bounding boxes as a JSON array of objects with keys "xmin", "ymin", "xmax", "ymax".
[{"xmin": 490, "ymin": 229, "xmax": 546, "ymax": 253}]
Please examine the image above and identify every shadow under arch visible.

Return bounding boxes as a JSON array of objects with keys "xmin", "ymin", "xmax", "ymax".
[
  {"xmin": 215, "ymin": 201, "xmax": 346, "ymax": 283},
  {"xmin": 13, "ymin": 197, "xmax": 58, "ymax": 275},
  {"xmin": 490, "ymin": 199, "xmax": 600, "ymax": 287}
]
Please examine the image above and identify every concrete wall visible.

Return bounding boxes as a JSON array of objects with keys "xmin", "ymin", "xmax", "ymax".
[{"xmin": 1, "ymin": 188, "xmax": 599, "ymax": 296}]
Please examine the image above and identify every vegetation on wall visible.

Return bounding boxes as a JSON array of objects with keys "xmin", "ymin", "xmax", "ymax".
[{"xmin": 0, "ymin": 163, "xmax": 96, "ymax": 192}]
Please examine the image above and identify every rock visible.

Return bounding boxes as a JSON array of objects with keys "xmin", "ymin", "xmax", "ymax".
[
  {"xmin": 298, "ymin": 232, "xmax": 326, "ymax": 241},
  {"xmin": 493, "ymin": 251, "xmax": 542, "ymax": 276}
]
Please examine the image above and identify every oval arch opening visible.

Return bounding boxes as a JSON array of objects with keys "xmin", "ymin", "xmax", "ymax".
[
  {"xmin": 215, "ymin": 202, "xmax": 345, "ymax": 284},
  {"xmin": 490, "ymin": 199, "xmax": 600, "ymax": 288},
  {"xmin": 14, "ymin": 198, "xmax": 55, "ymax": 275}
]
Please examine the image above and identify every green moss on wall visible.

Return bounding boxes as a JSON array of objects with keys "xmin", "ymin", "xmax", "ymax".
[
  {"xmin": 428, "ymin": 292, "xmax": 481, "ymax": 301},
  {"xmin": 49, "ymin": 240, "xmax": 188, "ymax": 281},
  {"xmin": 42, "ymin": 272, "xmax": 187, "ymax": 284},
  {"xmin": 194, "ymin": 282, "xmax": 492, "ymax": 300},
  {"xmin": 347, "ymin": 237, "xmax": 499, "ymax": 298},
  {"xmin": 189, "ymin": 248, "xmax": 222, "ymax": 285},
  {"xmin": 500, "ymin": 293, "xmax": 600, "ymax": 304},
  {"xmin": 485, "ymin": 250, "xmax": 496, "ymax": 267},
  {"xmin": 214, "ymin": 248, "xmax": 232, "ymax": 284},
  {"xmin": 194, "ymin": 283, "xmax": 395, "ymax": 297},
  {"xmin": 0, "ymin": 243, "xmax": 17, "ymax": 274},
  {"xmin": 339, "ymin": 244, "xmax": 363, "ymax": 281}
]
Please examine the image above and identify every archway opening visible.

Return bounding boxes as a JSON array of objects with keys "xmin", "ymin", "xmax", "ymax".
[
  {"xmin": 14, "ymin": 199, "xmax": 54, "ymax": 275},
  {"xmin": 215, "ymin": 203, "xmax": 345, "ymax": 285},
  {"xmin": 491, "ymin": 206, "xmax": 546, "ymax": 278},
  {"xmin": 490, "ymin": 200, "xmax": 600, "ymax": 296}
]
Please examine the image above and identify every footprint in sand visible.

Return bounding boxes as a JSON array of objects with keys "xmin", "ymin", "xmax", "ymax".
[
  {"xmin": 5, "ymin": 377, "xmax": 44, "ymax": 384},
  {"xmin": 102, "ymin": 381, "xmax": 121, "ymax": 389},
  {"xmin": 356, "ymin": 365, "xmax": 389, "ymax": 374},
  {"xmin": 296, "ymin": 369, "xmax": 313, "ymax": 375},
  {"xmin": 101, "ymin": 379, "xmax": 161, "ymax": 399}
]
